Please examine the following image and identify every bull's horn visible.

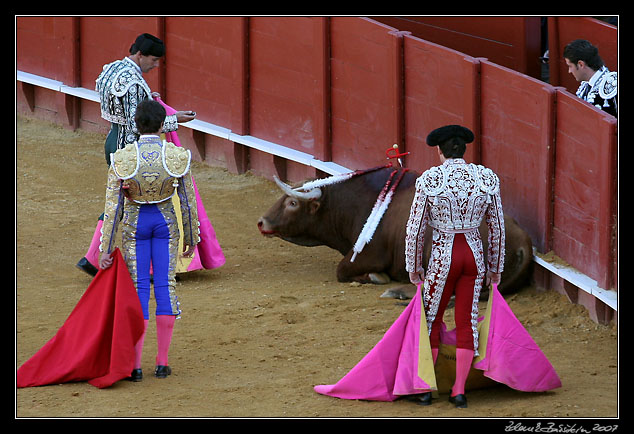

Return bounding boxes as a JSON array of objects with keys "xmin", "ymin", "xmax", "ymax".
[{"xmin": 273, "ymin": 176, "xmax": 322, "ymax": 200}]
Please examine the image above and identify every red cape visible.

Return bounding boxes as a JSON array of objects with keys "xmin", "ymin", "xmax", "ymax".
[{"xmin": 17, "ymin": 249, "xmax": 145, "ymax": 389}]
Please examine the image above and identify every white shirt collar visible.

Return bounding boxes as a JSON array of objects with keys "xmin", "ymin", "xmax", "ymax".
[
  {"xmin": 443, "ymin": 158, "xmax": 466, "ymax": 165},
  {"xmin": 123, "ymin": 56, "xmax": 142, "ymax": 74},
  {"xmin": 587, "ymin": 66, "xmax": 608, "ymax": 88}
]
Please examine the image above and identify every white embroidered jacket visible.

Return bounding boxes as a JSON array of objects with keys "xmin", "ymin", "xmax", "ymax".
[
  {"xmin": 405, "ymin": 159, "xmax": 505, "ymax": 275},
  {"xmin": 96, "ymin": 57, "xmax": 178, "ymax": 148},
  {"xmin": 575, "ymin": 66, "xmax": 617, "ymax": 117}
]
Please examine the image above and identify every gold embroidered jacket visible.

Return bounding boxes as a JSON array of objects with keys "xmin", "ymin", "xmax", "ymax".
[{"xmin": 100, "ymin": 135, "xmax": 200, "ymax": 254}]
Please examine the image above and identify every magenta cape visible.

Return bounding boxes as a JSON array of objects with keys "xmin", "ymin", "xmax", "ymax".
[
  {"xmin": 156, "ymin": 98, "xmax": 226, "ymax": 271},
  {"xmin": 314, "ymin": 284, "xmax": 437, "ymax": 401},
  {"xmin": 17, "ymin": 249, "xmax": 145, "ymax": 389},
  {"xmin": 472, "ymin": 284, "xmax": 562, "ymax": 392},
  {"xmin": 314, "ymin": 284, "xmax": 561, "ymax": 401}
]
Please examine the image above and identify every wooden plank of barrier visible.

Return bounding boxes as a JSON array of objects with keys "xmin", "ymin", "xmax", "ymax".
[
  {"xmin": 553, "ymin": 89, "xmax": 617, "ymax": 289},
  {"xmin": 479, "ymin": 59, "xmax": 556, "ymax": 254},
  {"xmin": 401, "ymin": 35, "xmax": 481, "ymax": 171}
]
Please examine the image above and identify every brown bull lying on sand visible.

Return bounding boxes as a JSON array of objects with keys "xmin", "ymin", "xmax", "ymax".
[{"xmin": 258, "ymin": 166, "xmax": 532, "ymax": 299}]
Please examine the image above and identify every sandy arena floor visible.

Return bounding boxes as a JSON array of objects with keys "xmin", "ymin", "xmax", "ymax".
[{"xmin": 15, "ymin": 116, "xmax": 618, "ymax": 420}]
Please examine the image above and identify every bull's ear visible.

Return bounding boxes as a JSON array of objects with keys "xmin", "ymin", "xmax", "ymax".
[{"xmin": 308, "ymin": 200, "xmax": 320, "ymax": 215}]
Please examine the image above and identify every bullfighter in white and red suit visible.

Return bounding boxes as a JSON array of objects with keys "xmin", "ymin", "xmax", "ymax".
[
  {"xmin": 405, "ymin": 125, "xmax": 505, "ymax": 407},
  {"xmin": 314, "ymin": 125, "xmax": 560, "ymax": 406}
]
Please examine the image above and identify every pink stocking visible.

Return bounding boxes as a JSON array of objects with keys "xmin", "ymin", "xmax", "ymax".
[
  {"xmin": 84, "ymin": 220, "xmax": 104, "ymax": 267},
  {"xmin": 452, "ymin": 348, "xmax": 474, "ymax": 396},
  {"xmin": 156, "ymin": 315, "xmax": 176, "ymax": 366},
  {"xmin": 134, "ymin": 319, "xmax": 149, "ymax": 369}
]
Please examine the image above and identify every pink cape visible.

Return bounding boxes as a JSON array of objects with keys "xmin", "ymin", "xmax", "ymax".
[
  {"xmin": 314, "ymin": 284, "xmax": 436, "ymax": 401},
  {"xmin": 17, "ymin": 249, "xmax": 145, "ymax": 389},
  {"xmin": 156, "ymin": 98, "xmax": 226, "ymax": 271},
  {"xmin": 314, "ymin": 284, "xmax": 561, "ymax": 400},
  {"xmin": 472, "ymin": 284, "xmax": 562, "ymax": 392}
]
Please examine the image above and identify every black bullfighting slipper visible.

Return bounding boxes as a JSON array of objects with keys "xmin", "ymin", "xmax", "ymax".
[
  {"xmin": 128, "ymin": 369, "xmax": 143, "ymax": 382},
  {"xmin": 76, "ymin": 257, "xmax": 98, "ymax": 277},
  {"xmin": 405, "ymin": 392, "xmax": 433, "ymax": 406},
  {"xmin": 449, "ymin": 393, "xmax": 468, "ymax": 408},
  {"xmin": 154, "ymin": 365, "xmax": 172, "ymax": 379}
]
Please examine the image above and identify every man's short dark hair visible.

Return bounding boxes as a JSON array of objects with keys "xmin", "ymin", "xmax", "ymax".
[
  {"xmin": 135, "ymin": 100, "xmax": 166, "ymax": 134},
  {"xmin": 563, "ymin": 39, "xmax": 604, "ymax": 71},
  {"xmin": 438, "ymin": 138, "xmax": 467, "ymax": 159}
]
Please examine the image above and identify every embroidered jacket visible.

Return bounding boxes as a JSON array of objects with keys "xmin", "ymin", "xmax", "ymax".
[
  {"xmin": 405, "ymin": 158, "xmax": 505, "ymax": 274},
  {"xmin": 95, "ymin": 57, "xmax": 179, "ymax": 148},
  {"xmin": 100, "ymin": 135, "xmax": 200, "ymax": 254},
  {"xmin": 575, "ymin": 66, "xmax": 618, "ymax": 117},
  {"xmin": 405, "ymin": 158, "xmax": 505, "ymax": 354}
]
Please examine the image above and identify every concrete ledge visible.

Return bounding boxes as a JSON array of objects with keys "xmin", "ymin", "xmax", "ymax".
[
  {"xmin": 533, "ymin": 248, "xmax": 617, "ymax": 311},
  {"xmin": 17, "ymin": 70, "xmax": 348, "ymax": 177},
  {"xmin": 17, "ymin": 70, "xmax": 64, "ymax": 91},
  {"xmin": 60, "ymin": 84, "xmax": 100, "ymax": 103}
]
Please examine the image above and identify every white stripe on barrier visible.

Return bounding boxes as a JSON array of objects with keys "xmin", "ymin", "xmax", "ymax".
[
  {"xmin": 533, "ymin": 248, "xmax": 617, "ymax": 311},
  {"xmin": 17, "ymin": 70, "xmax": 350, "ymax": 176}
]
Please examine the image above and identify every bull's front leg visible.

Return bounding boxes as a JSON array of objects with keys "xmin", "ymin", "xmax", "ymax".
[{"xmin": 336, "ymin": 250, "xmax": 391, "ymax": 284}]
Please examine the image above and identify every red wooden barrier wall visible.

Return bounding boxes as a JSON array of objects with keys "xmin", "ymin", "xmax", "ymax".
[
  {"xmin": 163, "ymin": 17, "xmax": 244, "ymax": 132},
  {"xmin": 402, "ymin": 35, "xmax": 480, "ymax": 172},
  {"xmin": 80, "ymin": 17, "xmax": 163, "ymax": 96},
  {"xmin": 16, "ymin": 16, "xmax": 618, "ymax": 293},
  {"xmin": 248, "ymin": 17, "xmax": 328, "ymax": 178},
  {"xmin": 479, "ymin": 60, "xmax": 556, "ymax": 254},
  {"xmin": 250, "ymin": 17, "xmax": 316, "ymax": 152},
  {"xmin": 329, "ymin": 17, "xmax": 402, "ymax": 170},
  {"xmin": 16, "ymin": 16, "xmax": 79, "ymax": 85},
  {"xmin": 373, "ymin": 16, "xmax": 542, "ymax": 79},
  {"xmin": 554, "ymin": 90, "xmax": 617, "ymax": 289}
]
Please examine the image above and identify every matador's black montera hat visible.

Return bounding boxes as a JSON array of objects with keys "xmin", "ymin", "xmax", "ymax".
[
  {"xmin": 426, "ymin": 125, "xmax": 475, "ymax": 147},
  {"xmin": 130, "ymin": 33, "xmax": 165, "ymax": 57}
]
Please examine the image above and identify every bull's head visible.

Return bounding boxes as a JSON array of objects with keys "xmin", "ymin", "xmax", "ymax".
[{"xmin": 257, "ymin": 177, "xmax": 325, "ymax": 247}]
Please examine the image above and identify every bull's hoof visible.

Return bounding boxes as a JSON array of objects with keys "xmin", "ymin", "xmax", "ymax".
[
  {"xmin": 380, "ymin": 284, "xmax": 417, "ymax": 300},
  {"xmin": 368, "ymin": 272, "xmax": 391, "ymax": 284}
]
